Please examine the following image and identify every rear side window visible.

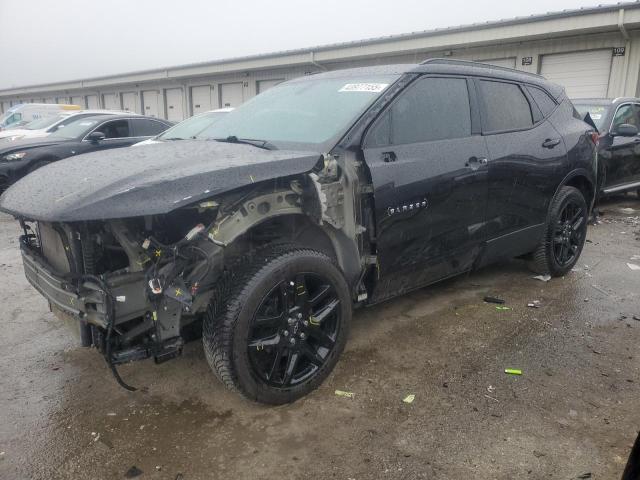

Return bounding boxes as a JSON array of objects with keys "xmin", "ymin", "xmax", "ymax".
[
  {"xmin": 131, "ymin": 118, "xmax": 167, "ymax": 136},
  {"xmin": 527, "ymin": 86, "xmax": 557, "ymax": 117},
  {"xmin": 366, "ymin": 76, "xmax": 471, "ymax": 146},
  {"xmin": 478, "ymin": 80, "xmax": 533, "ymax": 132}
]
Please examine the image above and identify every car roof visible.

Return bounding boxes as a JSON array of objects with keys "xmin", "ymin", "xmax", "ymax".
[
  {"xmin": 71, "ymin": 114, "xmax": 167, "ymax": 123},
  {"xmin": 292, "ymin": 59, "xmax": 563, "ymax": 97},
  {"xmin": 573, "ymin": 97, "xmax": 640, "ymax": 105}
]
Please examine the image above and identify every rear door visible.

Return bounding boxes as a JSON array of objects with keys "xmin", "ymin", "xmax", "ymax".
[
  {"xmin": 363, "ymin": 75, "xmax": 489, "ymax": 301},
  {"xmin": 477, "ymin": 79, "xmax": 567, "ymax": 261},
  {"xmin": 603, "ymin": 102, "xmax": 640, "ymax": 190}
]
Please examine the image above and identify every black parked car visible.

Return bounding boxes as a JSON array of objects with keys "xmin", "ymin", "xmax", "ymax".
[
  {"xmin": 0, "ymin": 114, "xmax": 172, "ymax": 191},
  {"xmin": 0, "ymin": 60, "xmax": 597, "ymax": 404},
  {"xmin": 574, "ymin": 98, "xmax": 640, "ymax": 198}
]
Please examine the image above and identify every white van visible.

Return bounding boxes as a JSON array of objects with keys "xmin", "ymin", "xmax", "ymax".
[{"xmin": 0, "ymin": 103, "xmax": 81, "ymax": 131}]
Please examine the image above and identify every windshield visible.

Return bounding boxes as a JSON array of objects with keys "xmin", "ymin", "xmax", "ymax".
[
  {"xmin": 574, "ymin": 104, "xmax": 610, "ymax": 130},
  {"xmin": 49, "ymin": 118, "xmax": 100, "ymax": 139},
  {"xmin": 23, "ymin": 115, "xmax": 65, "ymax": 130},
  {"xmin": 158, "ymin": 111, "xmax": 228, "ymax": 140},
  {"xmin": 0, "ymin": 112, "xmax": 22, "ymax": 128},
  {"xmin": 195, "ymin": 75, "xmax": 400, "ymax": 149}
]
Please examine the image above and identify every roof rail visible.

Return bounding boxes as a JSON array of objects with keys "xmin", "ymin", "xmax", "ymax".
[{"xmin": 419, "ymin": 58, "xmax": 544, "ymax": 79}]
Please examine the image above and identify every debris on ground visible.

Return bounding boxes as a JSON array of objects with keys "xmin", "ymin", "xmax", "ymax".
[
  {"xmin": 484, "ymin": 296, "xmax": 505, "ymax": 304},
  {"xmin": 627, "ymin": 263, "xmax": 640, "ymax": 271},
  {"xmin": 125, "ymin": 466, "xmax": 143, "ymax": 478},
  {"xmin": 576, "ymin": 473, "xmax": 592, "ymax": 479},
  {"xmin": 533, "ymin": 450, "xmax": 546, "ymax": 458},
  {"xmin": 487, "ymin": 385, "xmax": 496, "ymax": 393},
  {"xmin": 633, "ymin": 315, "xmax": 640, "ymax": 322},
  {"xmin": 496, "ymin": 306, "xmax": 511, "ymax": 311},
  {"xmin": 335, "ymin": 390, "xmax": 355, "ymax": 399},
  {"xmin": 402, "ymin": 394, "xmax": 415, "ymax": 404},
  {"xmin": 631, "ymin": 255, "xmax": 640, "ymax": 261},
  {"xmin": 528, "ymin": 300, "xmax": 541, "ymax": 308},
  {"xmin": 591, "ymin": 284, "xmax": 610, "ymax": 296},
  {"xmin": 620, "ymin": 208, "xmax": 636, "ymax": 214},
  {"xmin": 533, "ymin": 274, "xmax": 551, "ymax": 282},
  {"xmin": 505, "ymin": 369, "xmax": 522, "ymax": 375}
]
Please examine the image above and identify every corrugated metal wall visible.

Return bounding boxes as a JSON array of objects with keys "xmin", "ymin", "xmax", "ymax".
[{"xmin": 2, "ymin": 29, "xmax": 640, "ymax": 116}]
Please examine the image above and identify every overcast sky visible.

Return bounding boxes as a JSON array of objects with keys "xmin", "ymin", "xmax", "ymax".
[{"xmin": 0, "ymin": 0, "xmax": 608, "ymax": 89}]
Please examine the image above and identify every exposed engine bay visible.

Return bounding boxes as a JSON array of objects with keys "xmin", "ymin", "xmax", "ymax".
[{"xmin": 16, "ymin": 155, "xmax": 371, "ymax": 390}]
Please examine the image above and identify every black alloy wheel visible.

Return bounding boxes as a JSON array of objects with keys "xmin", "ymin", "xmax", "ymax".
[
  {"xmin": 247, "ymin": 273, "xmax": 341, "ymax": 388},
  {"xmin": 529, "ymin": 186, "xmax": 589, "ymax": 277},
  {"xmin": 551, "ymin": 199, "xmax": 586, "ymax": 267},
  {"xmin": 203, "ymin": 245, "xmax": 351, "ymax": 404}
]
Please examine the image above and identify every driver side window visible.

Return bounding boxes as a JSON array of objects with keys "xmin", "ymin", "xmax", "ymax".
[
  {"xmin": 365, "ymin": 76, "xmax": 472, "ymax": 147},
  {"xmin": 612, "ymin": 104, "xmax": 640, "ymax": 131},
  {"xmin": 94, "ymin": 120, "xmax": 130, "ymax": 139}
]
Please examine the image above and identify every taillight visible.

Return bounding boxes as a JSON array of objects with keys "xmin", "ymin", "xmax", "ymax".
[{"xmin": 590, "ymin": 132, "xmax": 599, "ymax": 146}]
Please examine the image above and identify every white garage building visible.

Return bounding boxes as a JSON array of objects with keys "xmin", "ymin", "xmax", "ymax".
[{"xmin": 3, "ymin": 2, "xmax": 640, "ymax": 119}]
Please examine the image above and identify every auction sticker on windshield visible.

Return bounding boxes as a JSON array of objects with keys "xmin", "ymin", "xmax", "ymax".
[{"xmin": 339, "ymin": 83, "xmax": 389, "ymax": 93}]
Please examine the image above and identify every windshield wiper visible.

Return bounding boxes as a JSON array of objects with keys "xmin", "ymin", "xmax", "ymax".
[
  {"xmin": 162, "ymin": 137, "xmax": 184, "ymax": 141},
  {"xmin": 213, "ymin": 135, "xmax": 277, "ymax": 150}
]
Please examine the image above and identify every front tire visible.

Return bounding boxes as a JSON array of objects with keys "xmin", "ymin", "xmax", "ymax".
[
  {"xmin": 529, "ymin": 186, "xmax": 588, "ymax": 277},
  {"xmin": 203, "ymin": 245, "xmax": 351, "ymax": 404}
]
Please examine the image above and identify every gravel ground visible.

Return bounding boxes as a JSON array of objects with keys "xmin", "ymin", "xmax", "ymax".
[{"xmin": 0, "ymin": 195, "xmax": 639, "ymax": 480}]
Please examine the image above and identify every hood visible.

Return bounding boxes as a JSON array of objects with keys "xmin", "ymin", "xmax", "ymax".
[
  {"xmin": 131, "ymin": 138, "xmax": 161, "ymax": 147},
  {"xmin": 0, "ymin": 140, "xmax": 321, "ymax": 222},
  {"xmin": 0, "ymin": 128, "xmax": 30, "ymax": 140},
  {"xmin": 0, "ymin": 135, "xmax": 71, "ymax": 154}
]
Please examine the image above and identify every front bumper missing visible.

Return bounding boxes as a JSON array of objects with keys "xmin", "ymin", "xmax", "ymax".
[{"xmin": 20, "ymin": 242, "xmax": 148, "ymax": 329}]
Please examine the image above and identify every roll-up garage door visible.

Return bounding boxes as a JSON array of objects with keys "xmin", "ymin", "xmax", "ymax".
[
  {"xmin": 56, "ymin": 97, "xmax": 69, "ymax": 104},
  {"xmin": 220, "ymin": 83, "xmax": 244, "ymax": 108},
  {"xmin": 165, "ymin": 88, "xmax": 184, "ymax": 121},
  {"xmin": 142, "ymin": 90, "xmax": 160, "ymax": 118},
  {"xmin": 122, "ymin": 92, "xmax": 139, "ymax": 113},
  {"xmin": 257, "ymin": 79, "xmax": 284, "ymax": 94},
  {"xmin": 540, "ymin": 50, "xmax": 612, "ymax": 98},
  {"xmin": 70, "ymin": 96, "xmax": 83, "ymax": 107},
  {"xmin": 86, "ymin": 95, "xmax": 99, "ymax": 109},
  {"xmin": 102, "ymin": 93, "xmax": 120, "ymax": 110},
  {"xmin": 191, "ymin": 85, "xmax": 213, "ymax": 115},
  {"xmin": 479, "ymin": 58, "xmax": 516, "ymax": 69}
]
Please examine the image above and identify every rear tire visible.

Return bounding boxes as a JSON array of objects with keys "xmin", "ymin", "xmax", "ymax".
[
  {"xmin": 528, "ymin": 186, "xmax": 588, "ymax": 277},
  {"xmin": 203, "ymin": 245, "xmax": 351, "ymax": 404}
]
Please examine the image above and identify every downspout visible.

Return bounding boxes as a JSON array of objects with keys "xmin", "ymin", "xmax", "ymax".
[
  {"xmin": 309, "ymin": 51, "xmax": 328, "ymax": 72},
  {"xmin": 618, "ymin": 8, "xmax": 631, "ymax": 95}
]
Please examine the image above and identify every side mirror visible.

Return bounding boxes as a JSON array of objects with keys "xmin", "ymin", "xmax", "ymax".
[
  {"xmin": 87, "ymin": 131, "xmax": 106, "ymax": 143},
  {"xmin": 613, "ymin": 123, "xmax": 639, "ymax": 137}
]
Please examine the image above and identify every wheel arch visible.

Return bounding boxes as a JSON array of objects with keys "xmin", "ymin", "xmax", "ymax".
[
  {"xmin": 556, "ymin": 169, "xmax": 596, "ymax": 210},
  {"xmin": 228, "ymin": 213, "xmax": 361, "ymax": 290}
]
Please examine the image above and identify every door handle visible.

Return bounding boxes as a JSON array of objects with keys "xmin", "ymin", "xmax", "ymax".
[
  {"xmin": 382, "ymin": 151, "xmax": 397, "ymax": 163},
  {"xmin": 542, "ymin": 138, "xmax": 561, "ymax": 149},
  {"xmin": 466, "ymin": 156, "xmax": 488, "ymax": 168}
]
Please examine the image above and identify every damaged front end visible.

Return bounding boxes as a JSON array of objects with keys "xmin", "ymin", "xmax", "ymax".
[{"xmin": 16, "ymin": 174, "xmax": 334, "ymax": 389}]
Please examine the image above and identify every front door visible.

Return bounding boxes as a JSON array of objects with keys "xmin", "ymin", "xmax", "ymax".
[
  {"xmin": 603, "ymin": 103, "xmax": 640, "ymax": 191},
  {"xmin": 362, "ymin": 75, "xmax": 489, "ymax": 302}
]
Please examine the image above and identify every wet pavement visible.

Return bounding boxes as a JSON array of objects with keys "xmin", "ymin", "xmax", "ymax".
[{"xmin": 1, "ymin": 196, "xmax": 639, "ymax": 480}]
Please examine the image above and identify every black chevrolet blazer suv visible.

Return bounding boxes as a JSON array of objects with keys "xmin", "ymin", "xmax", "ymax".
[{"xmin": 0, "ymin": 59, "xmax": 597, "ymax": 404}]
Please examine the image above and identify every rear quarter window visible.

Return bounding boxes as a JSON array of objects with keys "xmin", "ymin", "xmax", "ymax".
[
  {"xmin": 527, "ymin": 86, "xmax": 557, "ymax": 117},
  {"xmin": 478, "ymin": 80, "xmax": 533, "ymax": 132},
  {"xmin": 131, "ymin": 119, "xmax": 168, "ymax": 136}
]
